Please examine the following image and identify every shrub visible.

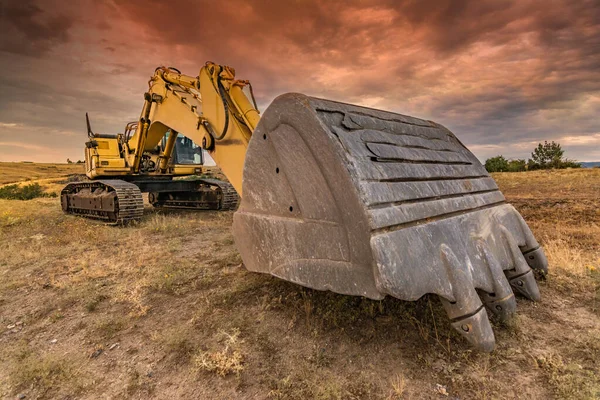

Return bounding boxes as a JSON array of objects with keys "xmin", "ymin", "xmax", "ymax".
[
  {"xmin": 484, "ymin": 155, "xmax": 509, "ymax": 172},
  {"xmin": 507, "ymin": 159, "xmax": 526, "ymax": 172},
  {"xmin": 0, "ymin": 183, "xmax": 57, "ymax": 200},
  {"xmin": 560, "ymin": 159, "xmax": 582, "ymax": 169}
]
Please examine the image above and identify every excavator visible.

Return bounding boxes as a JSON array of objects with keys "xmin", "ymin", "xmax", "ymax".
[
  {"xmin": 61, "ymin": 67, "xmax": 241, "ymax": 222},
  {"xmin": 61, "ymin": 62, "xmax": 549, "ymax": 352}
]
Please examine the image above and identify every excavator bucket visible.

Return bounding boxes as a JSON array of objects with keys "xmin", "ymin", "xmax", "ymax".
[{"xmin": 232, "ymin": 93, "xmax": 548, "ymax": 352}]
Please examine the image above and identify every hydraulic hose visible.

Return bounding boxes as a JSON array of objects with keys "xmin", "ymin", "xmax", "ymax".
[{"xmin": 213, "ymin": 76, "xmax": 230, "ymax": 141}]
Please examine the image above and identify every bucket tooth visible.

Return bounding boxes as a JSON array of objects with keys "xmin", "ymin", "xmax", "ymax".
[
  {"xmin": 450, "ymin": 307, "xmax": 496, "ymax": 353},
  {"xmin": 516, "ymin": 215, "xmax": 549, "ymax": 277},
  {"xmin": 478, "ymin": 291, "xmax": 517, "ymax": 323},
  {"xmin": 501, "ymin": 227, "xmax": 541, "ymax": 301},
  {"xmin": 523, "ymin": 247, "xmax": 549, "ymax": 278},
  {"xmin": 507, "ymin": 270, "xmax": 540, "ymax": 302},
  {"xmin": 233, "ymin": 93, "xmax": 548, "ymax": 351},
  {"xmin": 438, "ymin": 244, "xmax": 496, "ymax": 352},
  {"xmin": 475, "ymin": 239, "xmax": 516, "ymax": 322}
]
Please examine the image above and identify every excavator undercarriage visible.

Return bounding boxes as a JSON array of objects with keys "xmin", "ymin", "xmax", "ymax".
[
  {"xmin": 61, "ymin": 180, "xmax": 144, "ymax": 224},
  {"xmin": 147, "ymin": 178, "xmax": 238, "ymax": 210},
  {"xmin": 61, "ymin": 178, "xmax": 238, "ymax": 224}
]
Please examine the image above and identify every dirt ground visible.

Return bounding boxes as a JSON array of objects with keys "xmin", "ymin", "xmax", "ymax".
[{"xmin": 0, "ymin": 166, "xmax": 598, "ymax": 399}]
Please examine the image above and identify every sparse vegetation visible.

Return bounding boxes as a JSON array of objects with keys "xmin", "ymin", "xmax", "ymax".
[
  {"xmin": 8, "ymin": 343, "xmax": 81, "ymax": 396},
  {"xmin": 0, "ymin": 183, "xmax": 57, "ymax": 200},
  {"xmin": 0, "ymin": 163, "xmax": 599, "ymax": 399},
  {"xmin": 484, "ymin": 141, "xmax": 582, "ymax": 172}
]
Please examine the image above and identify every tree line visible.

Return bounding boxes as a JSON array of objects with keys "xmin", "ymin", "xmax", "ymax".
[{"xmin": 484, "ymin": 141, "xmax": 581, "ymax": 172}]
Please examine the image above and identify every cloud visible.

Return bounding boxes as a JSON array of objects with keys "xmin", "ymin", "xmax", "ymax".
[
  {"xmin": 0, "ymin": 0, "xmax": 598, "ymax": 163},
  {"xmin": 0, "ymin": 0, "xmax": 74, "ymax": 56},
  {"xmin": 0, "ymin": 141, "xmax": 48, "ymax": 151}
]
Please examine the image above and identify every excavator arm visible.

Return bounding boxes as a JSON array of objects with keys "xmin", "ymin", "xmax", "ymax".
[{"xmin": 124, "ymin": 62, "xmax": 260, "ymax": 195}]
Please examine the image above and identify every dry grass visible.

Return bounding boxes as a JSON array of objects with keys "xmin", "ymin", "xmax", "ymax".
[
  {"xmin": 0, "ymin": 162, "xmax": 83, "ymax": 185},
  {"xmin": 193, "ymin": 329, "xmax": 245, "ymax": 377},
  {"xmin": 0, "ymin": 164, "xmax": 598, "ymax": 399},
  {"xmin": 387, "ymin": 374, "xmax": 407, "ymax": 399}
]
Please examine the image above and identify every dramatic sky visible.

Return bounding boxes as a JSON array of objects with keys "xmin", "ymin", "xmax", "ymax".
[{"xmin": 1, "ymin": 0, "xmax": 599, "ymax": 163}]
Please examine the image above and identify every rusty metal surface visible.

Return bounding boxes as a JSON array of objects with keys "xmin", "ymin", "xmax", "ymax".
[{"xmin": 232, "ymin": 93, "xmax": 548, "ymax": 352}]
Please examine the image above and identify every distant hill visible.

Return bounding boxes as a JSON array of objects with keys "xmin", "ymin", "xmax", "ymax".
[{"xmin": 581, "ymin": 162, "xmax": 600, "ymax": 168}]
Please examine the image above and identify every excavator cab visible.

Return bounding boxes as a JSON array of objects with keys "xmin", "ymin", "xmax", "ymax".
[{"xmin": 161, "ymin": 132, "xmax": 204, "ymax": 167}]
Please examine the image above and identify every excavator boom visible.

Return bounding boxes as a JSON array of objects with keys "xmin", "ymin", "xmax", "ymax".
[{"xmin": 62, "ymin": 62, "xmax": 548, "ymax": 352}]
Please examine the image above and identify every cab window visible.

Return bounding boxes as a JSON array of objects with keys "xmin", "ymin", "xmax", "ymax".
[{"xmin": 162, "ymin": 132, "xmax": 203, "ymax": 165}]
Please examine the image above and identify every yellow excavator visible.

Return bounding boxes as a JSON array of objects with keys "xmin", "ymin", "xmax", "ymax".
[
  {"xmin": 61, "ymin": 64, "xmax": 248, "ymax": 221},
  {"xmin": 62, "ymin": 62, "xmax": 549, "ymax": 352}
]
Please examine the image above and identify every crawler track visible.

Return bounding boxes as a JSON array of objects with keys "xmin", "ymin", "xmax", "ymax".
[{"xmin": 61, "ymin": 180, "xmax": 144, "ymax": 224}]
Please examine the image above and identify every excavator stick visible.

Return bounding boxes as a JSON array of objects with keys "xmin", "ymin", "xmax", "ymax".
[{"xmin": 232, "ymin": 93, "xmax": 548, "ymax": 352}]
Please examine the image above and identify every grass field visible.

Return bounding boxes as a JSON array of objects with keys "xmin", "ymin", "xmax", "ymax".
[
  {"xmin": 0, "ymin": 162, "xmax": 84, "ymax": 185},
  {"xmin": 0, "ymin": 164, "xmax": 598, "ymax": 399}
]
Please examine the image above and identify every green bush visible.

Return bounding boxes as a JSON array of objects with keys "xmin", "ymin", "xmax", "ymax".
[
  {"xmin": 507, "ymin": 159, "xmax": 527, "ymax": 172},
  {"xmin": 485, "ymin": 155, "xmax": 509, "ymax": 172},
  {"xmin": 0, "ymin": 183, "xmax": 57, "ymax": 200},
  {"xmin": 531, "ymin": 141, "xmax": 564, "ymax": 169},
  {"xmin": 560, "ymin": 159, "xmax": 582, "ymax": 169}
]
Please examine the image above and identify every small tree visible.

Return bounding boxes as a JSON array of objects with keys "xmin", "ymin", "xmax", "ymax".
[
  {"xmin": 531, "ymin": 141, "xmax": 564, "ymax": 169},
  {"xmin": 67, "ymin": 158, "xmax": 73, "ymax": 164},
  {"xmin": 485, "ymin": 155, "xmax": 509, "ymax": 172}
]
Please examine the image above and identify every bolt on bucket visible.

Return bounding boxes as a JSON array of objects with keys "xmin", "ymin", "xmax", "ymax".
[{"xmin": 232, "ymin": 93, "xmax": 548, "ymax": 352}]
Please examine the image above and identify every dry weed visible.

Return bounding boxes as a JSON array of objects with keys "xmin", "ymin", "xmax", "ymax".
[
  {"xmin": 388, "ymin": 374, "xmax": 407, "ymax": 399},
  {"xmin": 193, "ymin": 328, "xmax": 245, "ymax": 376},
  {"xmin": 537, "ymin": 352, "xmax": 600, "ymax": 399},
  {"xmin": 155, "ymin": 325, "xmax": 197, "ymax": 362}
]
